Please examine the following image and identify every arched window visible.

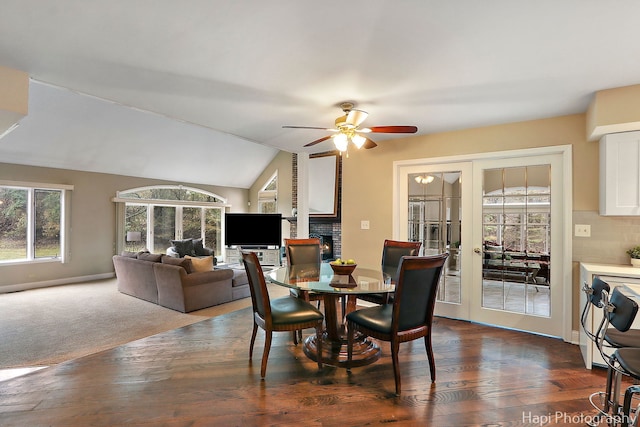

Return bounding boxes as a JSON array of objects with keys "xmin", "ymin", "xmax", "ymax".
[{"xmin": 113, "ymin": 185, "xmax": 229, "ymax": 257}]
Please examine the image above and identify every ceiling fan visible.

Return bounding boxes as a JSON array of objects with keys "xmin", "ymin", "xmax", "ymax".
[{"xmin": 283, "ymin": 102, "xmax": 418, "ymax": 152}]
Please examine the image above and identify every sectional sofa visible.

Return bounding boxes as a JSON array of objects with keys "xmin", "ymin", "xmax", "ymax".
[{"xmin": 112, "ymin": 251, "xmax": 249, "ymax": 312}]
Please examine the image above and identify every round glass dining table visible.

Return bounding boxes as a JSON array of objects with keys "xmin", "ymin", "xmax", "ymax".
[{"xmin": 266, "ymin": 262, "xmax": 393, "ymax": 368}]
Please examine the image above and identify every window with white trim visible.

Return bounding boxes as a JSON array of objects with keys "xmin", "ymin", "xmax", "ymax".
[
  {"xmin": 114, "ymin": 185, "xmax": 228, "ymax": 256},
  {"xmin": 0, "ymin": 182, "xmax": 71, "ymax": 263}
]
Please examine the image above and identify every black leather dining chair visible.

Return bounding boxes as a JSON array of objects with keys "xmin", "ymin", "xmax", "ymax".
[
  {"xmin": 346, "ymin": 253, "xmax": 448, "ymax": 395},
  {"xmin": 241, "ymin": 250, "xmax": 324, "ymax": 378},
  {"xmin": 592, "ymin": 286, "xmax": 640, "ymax": 426},
  {"xmin": 284, "ymin": 238, "xmax": 324, "ymax": 304},
  {"xmin": 284, "ymin": 238, "xmax": 325, "ymax": 343},
  {"xmin": 357, "ymin": 239, "xmax": 422, "ymax": 306}
]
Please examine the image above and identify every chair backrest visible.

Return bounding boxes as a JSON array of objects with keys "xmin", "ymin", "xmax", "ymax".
[
  {"xmin": 581, "ymin": 277, "xmax": 611, "ymax": 341},
  {"xmin": 607, "ymin": 286, "xmax": 639, "ymax": 333},
  {"xmin": 381, "ymin": 239, "xmax": 422, "ymax": 281},
  {"xmin": 284, "ymin": 238, "xmax": 322, "ymax": 280},
  {"xmin": 241, "ymin": 250, "xmax": 271, "ymax": 321},
  {"xmin": 590, "ymin": 277, "xmax": 610, "ymax": 307},
  {"xmin": 595, "ymin": 286, "xmax": 640, "ymax": 366},
  {"xmin": 392, "ymin": 254, "xmax": 448, "ymax": 332},
  {"xmin": 285, "ymin": 238, "xmax": 322, "ymax": 265}
]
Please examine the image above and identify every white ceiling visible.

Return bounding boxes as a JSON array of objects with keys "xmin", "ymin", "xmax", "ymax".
[{"xmin": 1, "ymin": 1, "xmax": 640, "ymax": 187}]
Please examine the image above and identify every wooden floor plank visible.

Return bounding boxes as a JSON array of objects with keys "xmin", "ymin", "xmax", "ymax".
[{"xmin": 0, "ymin": 307, "xmax": 622, "ymax": 426}]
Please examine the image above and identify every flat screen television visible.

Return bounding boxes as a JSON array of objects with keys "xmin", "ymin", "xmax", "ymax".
[{"xmin": 225, "ymin": 213, "xmax": 282, "ymax": 247}]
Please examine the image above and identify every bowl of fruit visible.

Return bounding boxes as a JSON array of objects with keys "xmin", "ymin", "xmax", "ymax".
[{"xmin": 329, "ymin": 258, "xmax": 357, "ymax": 275}]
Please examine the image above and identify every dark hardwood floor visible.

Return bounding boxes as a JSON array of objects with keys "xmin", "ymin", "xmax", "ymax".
[{"xmin": 0, "ymin": 305, "xmax": 619, "ymax": 426}]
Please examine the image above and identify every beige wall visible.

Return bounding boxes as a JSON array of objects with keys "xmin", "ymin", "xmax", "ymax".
[
  {"xmin": 248, "ymin": 150, "xmax": 293, "ymax": 241},
  {"xmin": 0, "ymin": 162, "xmax": 249, "ymax": 291},
  {"xmin": 342, "ymin": 113, "xmax": 591, "ymax": 263},
  {"xmin": 341, "ymin": 113, "xmax": 613, "ymax": 332}
]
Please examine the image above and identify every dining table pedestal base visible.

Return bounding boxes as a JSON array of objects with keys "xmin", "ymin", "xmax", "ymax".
[
  {"xmin": 302, "ymin": 333, "xmax": 381, "ymax": 368},
  {"xmin": 301, "ymin": 294, "xmax": 381, "ymax": 368}
]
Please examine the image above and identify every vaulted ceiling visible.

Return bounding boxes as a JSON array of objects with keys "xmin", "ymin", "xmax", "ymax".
[{"xmin": 1, "ymin": 1, "xmax": 640, "ymax": 188}]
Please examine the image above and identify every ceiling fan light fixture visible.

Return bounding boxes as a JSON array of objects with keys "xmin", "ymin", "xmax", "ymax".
[
  {"xmin": 345, "ymin": 109, "xmax": 368, "ymax": 127},
  {"xmin": 351, "ymin": 133, "xmax": 366, "ymax": 149},
  {"xmin": 333, "ymin": 133, "xmax": 348, "ymax": 151}
]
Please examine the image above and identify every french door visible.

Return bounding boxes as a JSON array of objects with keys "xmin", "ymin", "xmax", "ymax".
[{"xmin": 395, "ymin": 146, "xmax": 571, "ymax": 340}]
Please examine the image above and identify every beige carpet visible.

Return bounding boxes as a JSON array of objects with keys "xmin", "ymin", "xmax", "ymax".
[{"xmin": 0, "ymin": 278, "xmax": 289, "ymax": 370}]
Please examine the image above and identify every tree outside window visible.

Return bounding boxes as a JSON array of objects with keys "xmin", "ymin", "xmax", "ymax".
[{"xmin": 0, "ymin": 186, "xmax": 63, "ymax": 261}]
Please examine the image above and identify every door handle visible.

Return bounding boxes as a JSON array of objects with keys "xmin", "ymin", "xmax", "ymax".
[{"xmin": 474, "ymin": 247, "xmax": 482, "ymax": 254}]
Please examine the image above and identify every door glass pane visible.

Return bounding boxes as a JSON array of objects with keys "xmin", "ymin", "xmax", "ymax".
[
  {"xmin": 182, "ymin": 207, "xmax": 202, "ymax": 240},
  {"xmin": 205, "ymin": 208, "xmax": 222, "ymax": 257},
  {"xmin": 482, "ymin": 165, "xmax": 550, "ymax": 317},
  {"xmin": 34, "ymin": 189, "xmax": 61, "ymax": 258},
  {"xmin": 409, "ymin": 171, "xmax": 462, "ymax": 304},
  {"xmin": 125, "ymin": 205, "xmax": 148, "ymax": 252},
  {"xmin": 153, "ymin": 206, "xmax": 175, "ymax": 253}
]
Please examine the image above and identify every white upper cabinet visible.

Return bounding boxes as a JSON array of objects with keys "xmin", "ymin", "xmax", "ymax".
[{"xmin": 600, "ymin": 131, "xmax": 640, "ymax": 215}]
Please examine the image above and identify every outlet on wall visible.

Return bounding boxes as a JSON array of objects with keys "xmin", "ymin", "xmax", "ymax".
[
  {"xmin": 360, "ymin": 220, "xmax": 370, "ymax": 230},
  {"xmin": 575, "ymin": 224, "xmax": 591, "ymax": 237}
]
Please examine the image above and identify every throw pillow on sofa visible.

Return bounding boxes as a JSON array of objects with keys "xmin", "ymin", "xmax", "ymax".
[
  {"xmin": 161, "ymin": 255, "xmax": 193, "ymax": 273},
  {"xmin": 170, "ymin": 238, "xmax": 196, "ymax": 257},
  {"xmin": 192, "ymin": 238, "xmax": 210, "ymax": 256},
  {"xmin": 185, "ymin": 255, "xmax": 214, "ymax": 273}
]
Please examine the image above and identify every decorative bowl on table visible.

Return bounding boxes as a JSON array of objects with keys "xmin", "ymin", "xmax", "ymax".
[{"xmin": 329, "ymin": 261, "xmax": 357, "ymax": 276}]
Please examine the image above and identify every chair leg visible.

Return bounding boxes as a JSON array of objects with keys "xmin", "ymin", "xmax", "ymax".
[
  {"xmin": 292, "ymin": 330, "xmax": 298, "ymax": 345},
  {"xmin": 249, "ymin": 323, "xmax": 258, "ymax": 360},
  {"xmin": 261, "ymin": 330, "xmax": 272, "ymax": 378},
  {"xmin": 606, "ymin": 354, "xmax": 624, "ymax": 416},
  {"xmin": 424, "ymin": 333, "xmax": 436, "ymax": 382},
  {"xmin": 621, "ymin": 384, "xmax": 640, "ymax": 427},
  {"xmin": 315, "ymin": 321, "xmax": 323, "ymax": 371},
  {"xmin": 391, "ymin": 339, "xmax": 401, "ymax": 395},
  {"xmin": 346, "ymin": 322, "xmax": 354, "ymax": 372}
]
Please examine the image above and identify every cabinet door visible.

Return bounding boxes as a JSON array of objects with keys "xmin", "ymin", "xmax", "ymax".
[{"xmin": 600, "ymin": 131, "xmax": 640, "ymax": 215}]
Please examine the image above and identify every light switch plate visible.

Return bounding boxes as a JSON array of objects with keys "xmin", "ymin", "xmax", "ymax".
[{"xmin": 360, "ymin": 220, "xmax": 370, "ymax": 230}]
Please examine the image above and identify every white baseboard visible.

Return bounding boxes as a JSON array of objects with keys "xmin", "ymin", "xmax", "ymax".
[{"xmin": 0, "ymin": 272, "xmax": 115, "ymax": 294}]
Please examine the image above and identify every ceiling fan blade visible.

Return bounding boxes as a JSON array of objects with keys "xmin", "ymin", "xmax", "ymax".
[
  {"xmin": 363, "ymin": 138, "xmax": 377, "ymax": 149},
  {"xmin": 369, "ymin": 126, "xmax": 418, "ymax": 134},
  {"xmin": 303, "ymin": 135, "xmax": 332, "ymax": 147},
  {"xmin": 346, "ymin": 109, "xmax": 368, "ymax": 127},
  {"xmin": 283, "ymin": 125, "xmax": 333, "ymax": 130}
]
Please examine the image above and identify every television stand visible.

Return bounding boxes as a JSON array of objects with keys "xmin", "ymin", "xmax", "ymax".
[{"xmin": 225, "ymin": 247, "xmax": 281, "ymax": 266}]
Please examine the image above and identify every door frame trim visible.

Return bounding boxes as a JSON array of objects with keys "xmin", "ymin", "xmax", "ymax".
[{"xmin": 393, "ymin": 145, "xmax": 573, "ymax": 342}]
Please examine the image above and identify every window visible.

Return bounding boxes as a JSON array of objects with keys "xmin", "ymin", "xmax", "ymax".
[
  {"xmin": 482, "ymin": 165, "xmax": 551, "ymax": 255},
  {"xmin": 114, "ymin": 186, "xmax": 228, "ymax": 257},
  {"xmin": 258, "ymin": 171, "xmax": 277, "ymax": 214},
  {"xmin": 0, "ymin": 182, "xmax": 71, "ymax": 263}
]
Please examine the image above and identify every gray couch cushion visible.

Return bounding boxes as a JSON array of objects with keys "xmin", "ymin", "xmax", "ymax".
[
  {"xmin": 161, "ymin": 255, "xmax": 193, "ymax": 274},
  {"xmin": 137, "ymin": 252, "xmax": 163, "ymax": 262}
]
